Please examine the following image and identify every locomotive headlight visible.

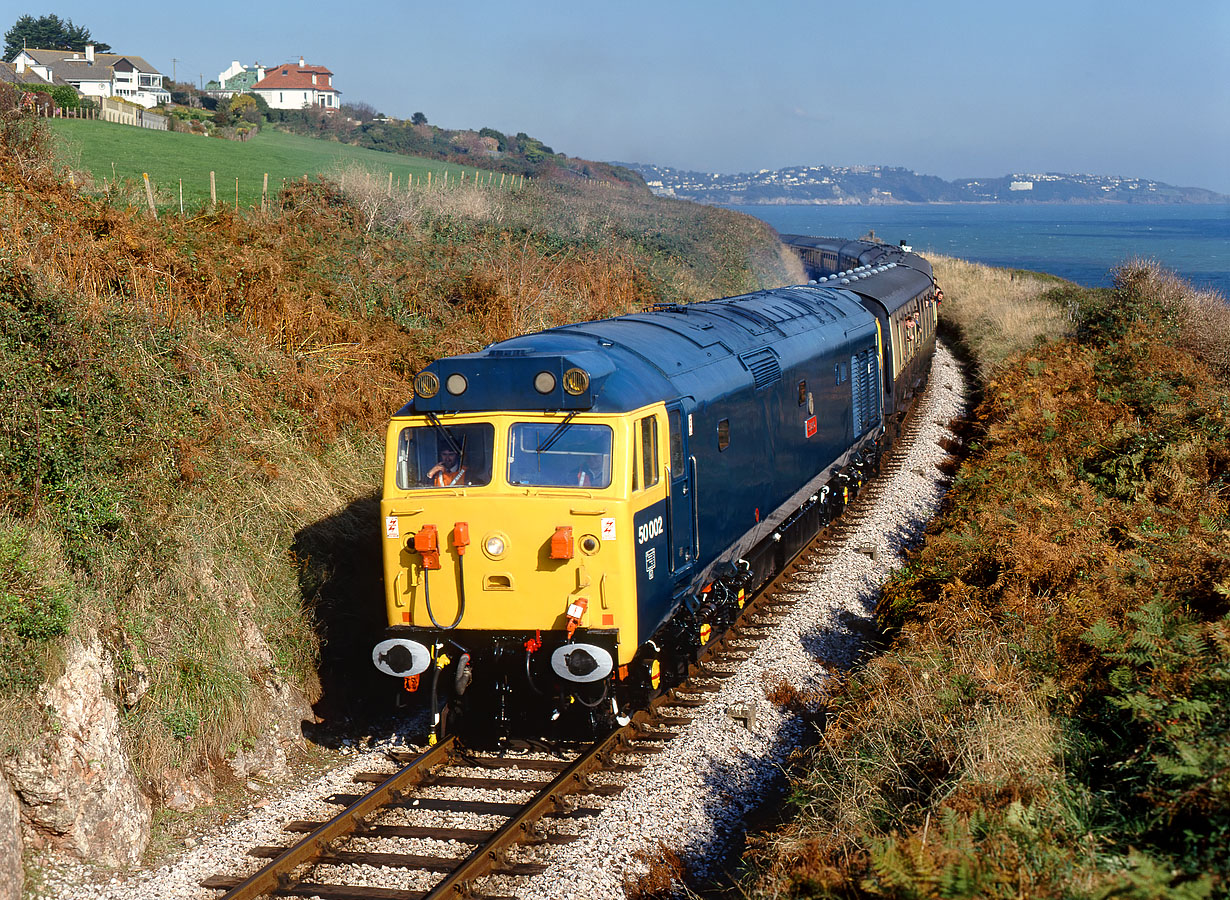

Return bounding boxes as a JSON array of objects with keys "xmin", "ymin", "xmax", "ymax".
[
  {"xmin": 446, "ymin": 373, "xmax": 468, "ymax": 395},
  {"xmin": 534, "ymin": 371, "xmax": 556, "ymax": 394},
  {"xmin": 482, "ymin": 532, "xmax": 508, "ymax": 559},
  {"xmin": 563, "ymin": 367, "xmax": 589, "ymax": 395},
  {"xmin": 415, "ymin": 371, "xmax": 440, "ymax": 398}
]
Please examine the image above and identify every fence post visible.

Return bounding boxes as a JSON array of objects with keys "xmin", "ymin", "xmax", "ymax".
[
  {"xmin": 235, "ymin": 177, "xmax": 238, "ymax": 211},
  {"xmin": 387, "ymin": 171, "xmax": 393, "ymax": 195},
  {"xmin": 210, "ymin": 171, "xmax": 216, "ymax": 208},
  {"xmin": 262, "ymin": 173, "xmax": 268, "ymax": 213},
  {"xmin": 179, "ymin": 179, "xmax": 183, "ymax": 215},
  {"xmin": 142, "ymin": 172, "xmax": 157, "ymax": 219}
]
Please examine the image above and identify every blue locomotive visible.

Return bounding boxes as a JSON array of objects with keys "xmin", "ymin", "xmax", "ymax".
[{"xmin": 371, "ymin": 236, "xmax": 939, "ymax": 740}]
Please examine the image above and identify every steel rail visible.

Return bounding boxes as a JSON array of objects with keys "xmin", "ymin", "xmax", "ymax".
[
  {"xmin": 420, "ymin": 727, "xmax": 629, "ymax": 899},
  {"xmin": 211, "ymin": 736, "xmax": 457, "ymax": 900}
]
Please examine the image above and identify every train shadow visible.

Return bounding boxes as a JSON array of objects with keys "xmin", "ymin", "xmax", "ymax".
[{"xmin": 291, "ymin": 490, "xmax": 424, "ymax": 745}]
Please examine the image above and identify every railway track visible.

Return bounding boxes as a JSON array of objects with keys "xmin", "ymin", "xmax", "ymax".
[{"xmin": 201, "ymin": 386, "xmax": 944, "ymax": 900}]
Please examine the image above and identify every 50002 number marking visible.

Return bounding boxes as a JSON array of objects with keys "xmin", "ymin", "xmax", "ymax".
[{"xmin": 637, "ymin": 516, "xmax": 664, "ymax": 545}]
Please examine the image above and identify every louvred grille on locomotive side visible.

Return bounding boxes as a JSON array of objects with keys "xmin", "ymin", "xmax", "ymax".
[{"xmin": 739, "ymin": 348, "xmax": 782, "ymax": 391}]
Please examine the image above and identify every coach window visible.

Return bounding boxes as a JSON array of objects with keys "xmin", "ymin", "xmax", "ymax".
[{"xmin": 717, "ymin": 418, "xmax": 730, "ymax": 452}]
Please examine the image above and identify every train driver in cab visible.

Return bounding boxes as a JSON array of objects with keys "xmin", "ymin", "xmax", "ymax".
[
  {"xmin": 427, "ymin": 446, "xmax": 467, "ymax": 487},
  {"xmin": 574, "ymin": 455, "xmax": 602, "ymax": 487}
]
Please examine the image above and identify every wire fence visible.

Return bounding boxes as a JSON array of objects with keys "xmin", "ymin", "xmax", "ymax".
[{"xmin": 129, "ymin": 167, "xmax": 528, "ymax": 218}]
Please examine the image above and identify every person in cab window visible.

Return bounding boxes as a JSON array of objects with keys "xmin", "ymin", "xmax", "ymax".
[
  {"xmin": 575, "ymin": 456, "xmax": 599, "ymax": 487},
  {"xmin": 427, "ymin": 447, "xmax": 467, "ymax": 487}
]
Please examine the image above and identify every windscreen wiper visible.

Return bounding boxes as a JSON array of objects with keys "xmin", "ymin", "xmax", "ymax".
[
  {"xmin": 426, "ymin": 411, "xmax": 464, "ymax": 457},
  {"xmin": 536, "ymin": 411, "xmax": 578, "ymax": 454}
]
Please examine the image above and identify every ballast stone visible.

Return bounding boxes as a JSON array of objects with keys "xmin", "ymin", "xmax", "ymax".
[{"xmin": 4, "ymin": 636, "xmax": 151, "ymax": 867}]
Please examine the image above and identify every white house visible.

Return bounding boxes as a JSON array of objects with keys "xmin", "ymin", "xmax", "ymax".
[
  {"xmin": 250, "ymin": 57, "xmax": 340, "ymax": 110},
  {"xmin": 204, "ymin": 60, "xmax": 266, "ymax": 98},
  {"xmin": 10, "ymin": 44, "xmax": 169, "ymax": 108}
]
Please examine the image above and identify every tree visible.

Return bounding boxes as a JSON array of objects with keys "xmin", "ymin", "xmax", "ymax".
[
  {"xmin": 229, "ymin": 93, "xmax": 261, "ymax": 125},
  {"xmin": 410, "ymin": 111, "xmax": 427, "ymax": 126},
  {"xmin": 479, "ymin": 126, "xmax": 507, "ymax": 151},
  {"xmin": 342, "ymin": 101, "xmax": 378, "ymax": 123},
  {"xmin": 4, "ymin": 14, "xmax": 110, "ymax": 60}
]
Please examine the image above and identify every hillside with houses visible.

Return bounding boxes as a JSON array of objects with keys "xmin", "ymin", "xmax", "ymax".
[{"xmin": 1, "ymin": 13, "xmax": 637, "ymax": 184}]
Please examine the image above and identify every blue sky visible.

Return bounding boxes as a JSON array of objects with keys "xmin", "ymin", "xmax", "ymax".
[{"xmin": 17, "ymin": 0, "xmax": 1230, "ymax": 192}]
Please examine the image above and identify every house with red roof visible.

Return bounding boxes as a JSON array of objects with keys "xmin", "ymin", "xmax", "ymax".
[{"xmin": 250, "ymin": 57, "xmax": 340, "ymax": 110}]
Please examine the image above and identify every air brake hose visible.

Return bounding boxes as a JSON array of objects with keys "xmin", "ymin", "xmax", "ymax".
[{"xmin": 422, "ymin": 560, "xmax": 465, "ymax": 630}]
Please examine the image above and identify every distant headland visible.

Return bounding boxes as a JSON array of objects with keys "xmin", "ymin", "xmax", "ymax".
[{"xmin": 620, "ymin": 162, "xmax": 1227, "ymax": 205}]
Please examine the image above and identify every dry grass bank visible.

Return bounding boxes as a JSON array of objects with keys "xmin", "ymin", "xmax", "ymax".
[{"xmin": 929, "ymin": 253, "xmax": 1072, "ymax": 375}]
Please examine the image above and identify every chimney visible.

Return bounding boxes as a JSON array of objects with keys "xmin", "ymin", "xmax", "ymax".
[
  {"xmin": 86, "ymin": 43, "xmax": 94, "ymax": 63},
  {"xmin": 299, "ymin": 56, "xmax": 305, "ymax": 67}
]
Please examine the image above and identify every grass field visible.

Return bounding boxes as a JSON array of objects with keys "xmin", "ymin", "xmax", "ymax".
[{"xmin": 49, "ymin": 119, "xmax": 493, "ymax": 211}]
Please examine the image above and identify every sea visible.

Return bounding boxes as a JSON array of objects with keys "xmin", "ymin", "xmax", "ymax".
[{"xmin": 725, "ymin": 203, "xmax": 1230, "ymax": 298}]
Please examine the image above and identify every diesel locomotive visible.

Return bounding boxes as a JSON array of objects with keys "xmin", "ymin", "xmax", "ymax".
[{"xmin": 371, "ymin": 235, "xmax": 939, "ymax": 740}]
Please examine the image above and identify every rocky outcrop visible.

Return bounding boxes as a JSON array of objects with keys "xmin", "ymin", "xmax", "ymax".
[
  {"xmin": 0, "ymin": 775, "xmax": 21, "ymax": 900},
  {"xmin": 226, "ymin": 612, "xmax": 315, "ymax": 783},
  {"xmin": 5, "ymin": 636, "xmax": 151, "ymax": 868}
]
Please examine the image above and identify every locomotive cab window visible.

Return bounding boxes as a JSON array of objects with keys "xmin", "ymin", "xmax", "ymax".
[
  {"xmin": 508, "ymin": 422, "xmax": 612, "ymax": 488},
  {"xmin": 797, "ymin": 380, "xmax": 807, "ymax": 406},
  {"xmin": 637, "ymin": 415, "xmax": 659, "ymax": 490},
  {"xmin": 717, "ymin": 418, "xmax": 731, "ymax": 452},
  {"xmin": 396, "ymin": 423, "xmax": 494, "ymax": 490},
  {"xmin": 668, "ymin": 409, "xmax": 684, "ymax": 474}
]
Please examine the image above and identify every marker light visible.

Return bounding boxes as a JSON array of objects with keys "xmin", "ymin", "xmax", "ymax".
[
  {"xmin": 446, "ymin": 373, "xmax": 468, "ymax": 395},
  {"xmin": 534, "ymin": 371, "xmax": 557, "ymax": 394},
  {"xmin": 415, "ymin": 371, "xmax": 440, "ymax": 398},
  {"xmin": 483, "ymin": 533, "xmax": 508, "ymax": 559},
  {"xmin": 563, "ymin": 367, "xmax": 589, "ymax": 395}
]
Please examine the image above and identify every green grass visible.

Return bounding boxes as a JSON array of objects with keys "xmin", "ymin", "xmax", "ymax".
[{"xmin": 49, "ymin": 120, "xmax": 491, "ymax": 211}]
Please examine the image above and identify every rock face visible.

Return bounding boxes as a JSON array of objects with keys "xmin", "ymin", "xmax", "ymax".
[
  {"xmin": 0, "ymin": 775, "xmax": 22, "ymax": 900},
  {"xmin": 5, "ymin": 637, "xmax": 151, "ymax": 868}
]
